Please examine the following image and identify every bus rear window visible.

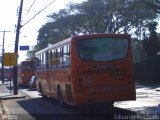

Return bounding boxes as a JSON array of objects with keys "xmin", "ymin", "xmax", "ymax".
[{"xmin": 77, "ymin": 37, "xmax": 128, "ymax": 61}]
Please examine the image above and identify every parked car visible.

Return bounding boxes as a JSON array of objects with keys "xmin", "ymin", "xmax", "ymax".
[{"xmin": 29, "ymin": 76, "xmax": 36, "ymax": 90}]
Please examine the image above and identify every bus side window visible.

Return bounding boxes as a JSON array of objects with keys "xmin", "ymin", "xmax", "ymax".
[
  {"xmin": 45, "ymin": 51, "xmax": 49, "ymax": 69},
  {"xmin": 52, "ymin": 49, "xmax": 57, "ymax": 69},
  {"xmin": 57, "ymin": 48, "xmax": 61, "ymax": 69},
  {"xmin": 36, "ymin": 55, "xmax": 40, "ymax": 70},
  {"xmin": 42, "ymin": 54, "xmax": 45, "ymax": 69},
  {"xmin": 68, "ymin": 44, "xmax": 71, "ymax": 56},
  {"xmin": 63, "ymin": 45, "xmax": 69, "ymax": 68},
  {"xmin": 60, "ymin": 47, "xmax": 63, "ymax": 57},
  {"xmin": 41, "ymin": 54, "xmax": 43, "ymax": 69},
  {"xmin": 49, "ymin": 51, "xmax": 52, "ymax": 69},
  {"xmin": 62, "ymin": 44, "xmax": 70, "ymax": 68},
  {"xmin": 39, "ymin": 55, "xmax": 41, "ymax": 70},
  {"xmin": 55, "ymin": 49, "xmax": 58, "ymax": 69},
  {"xmin": 60, "ymin": 47, "xmax": 64, "ymax": 68}
]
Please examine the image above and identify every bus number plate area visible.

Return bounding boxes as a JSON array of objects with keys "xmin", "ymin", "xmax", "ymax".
[{"xmin": 77, "ymin": 66, "xmax": 131, "ymax": 94}]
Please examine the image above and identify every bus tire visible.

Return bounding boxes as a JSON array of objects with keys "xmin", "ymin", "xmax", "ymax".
[
  {"xmin": 39, "ymin": 83, "xmax": 47, "ymax": 99},
  {"xmin": 57, "ymin": 86, "xmax": 64, "ymax": 107}
]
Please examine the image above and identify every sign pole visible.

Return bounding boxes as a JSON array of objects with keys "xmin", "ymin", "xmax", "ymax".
[
  {"xmin": 1, "ymin": 31, "xmax": 5, "ymax": 84},
  {"xmin": 9, "ymin": 61, "xmax": 12, "ymax": 95},
  {"xmin": 0, "ymin": 30, "xmax": 10, "ymax": 84}
]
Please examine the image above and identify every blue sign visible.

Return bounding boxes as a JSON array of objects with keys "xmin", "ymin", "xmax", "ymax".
[{"xmin": 19, "ymin": 46, "xmax": 29, "ymax": 50}]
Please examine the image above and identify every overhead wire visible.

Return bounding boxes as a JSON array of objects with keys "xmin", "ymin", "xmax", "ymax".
[
  {"xmin": 25, "ymin": 0, "xmax": 37, "ymax": 16},
  {"xmin": 21, "ymin": 0, "xmax": 37, "ymax": 24},
  {"xmin": 21, "ymin": 0, "xmax": 56, "ymax": 28},
  {"xmin": 39, "ymin": 0, "xmax": 49, "ymax": 10}
]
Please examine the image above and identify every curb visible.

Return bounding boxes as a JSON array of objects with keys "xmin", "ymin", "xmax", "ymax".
[{"xmin": 0, "ymin": 95, "xmax": 26, "ymax": 100}]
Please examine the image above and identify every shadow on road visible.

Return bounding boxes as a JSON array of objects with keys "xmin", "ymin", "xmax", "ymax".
[{"xmin": 16, "ymin": 97, "xmax": 138, "ymax": 120}]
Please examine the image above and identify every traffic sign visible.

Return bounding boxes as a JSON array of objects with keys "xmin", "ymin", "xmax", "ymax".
[
  {"xmin": 19, "ymin": 45, "xmax": 29, "ymax": 50},
  {"xmin": 3, "ymin": 53, "xmax": 17, "ymax": 66}
]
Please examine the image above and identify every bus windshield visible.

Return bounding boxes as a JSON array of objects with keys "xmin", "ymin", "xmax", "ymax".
[
  {"xmin": 77, "ymin": 37, "xmax": 128, "ymax": 61},
  {"xmin": 22, "ymin": 61, "xmax": 36, "ymax": 70}
]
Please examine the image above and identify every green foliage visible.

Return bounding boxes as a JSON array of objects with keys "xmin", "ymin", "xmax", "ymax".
[
  {"xmin": 141, "ymin": 0, "xmax": 160, "ymax": 13},
  {"xmin": 143, "ymin": 21, "xmax": 160, "ymax": 58},
  {"xmin": 26, "ymin": 46, "xmax": 38, "ymax": 58},
  {"xmin": 132, "ymin": 38, "xmax": 147, "ymax": 63},
  {"xmin": 27, "ymin": 0, "xmax": 159, "ymax": 59}
]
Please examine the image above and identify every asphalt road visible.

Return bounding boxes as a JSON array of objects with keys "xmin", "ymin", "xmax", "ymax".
[
  {"xmin": 1, "ymin": 82, "xmax": 160, "ymax": 120},
  {"xmin": 18, "ymin": 84, "xmax": 160, "ymax": 114},
  {"xmin": 2, "ymin": 97, "xmax": 136, "ymax": 120}
]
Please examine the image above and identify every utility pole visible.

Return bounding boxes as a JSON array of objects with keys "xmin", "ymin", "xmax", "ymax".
[
  {"xmin": 13, "ymin": 0, "xmax": 23, "ymax": 95},
  {"xmin": 0, "ymin": 30, "xmax": 10, "ymax": 84},
  {"xmin": 12, "ymin": 0, "xmax": 55, "ymax": 95}
]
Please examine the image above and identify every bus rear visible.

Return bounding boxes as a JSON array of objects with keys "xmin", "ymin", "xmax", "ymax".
[
  {"xmin": 71, "ymin": 34, "xmax": 136, "ymax": 105},
  {"xmin": 18, "ymin": 61, "xmax": 36, "ymax": 85}
]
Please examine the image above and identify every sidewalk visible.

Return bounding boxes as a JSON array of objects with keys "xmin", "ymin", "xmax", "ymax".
[
  {"xmin": 0, "ymin": 80, "xmax": 33, "ymax": 120},
  {"xmin": 0, "ymin": 80, "xmax": 26, "ymax": 100},
  {"xmin": 0, "ymin": 80, "xmax": 27, "ymax": 120}
]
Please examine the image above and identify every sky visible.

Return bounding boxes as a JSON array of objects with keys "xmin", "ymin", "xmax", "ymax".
[{"xmin": 0, "ymin": 0, "xmax": 84, "ymax": 64}]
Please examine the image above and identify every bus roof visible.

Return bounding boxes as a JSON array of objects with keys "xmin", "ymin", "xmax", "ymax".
[
  {"xmin": 35, "ymin": 37, "xmax": 72, "ymax": 56},
  {"xmin": 35, "ymin": 33, "xmax": 130, "ymax": 56}
]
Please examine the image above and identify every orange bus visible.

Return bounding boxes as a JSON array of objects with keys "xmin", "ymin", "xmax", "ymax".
[
  {"xmin": 18, "ymin": 60, "xmax": 36, "ymax": 85},
  {"xmin": 35, "ymin": 33, "xmax": 136, "ymax": 107}
]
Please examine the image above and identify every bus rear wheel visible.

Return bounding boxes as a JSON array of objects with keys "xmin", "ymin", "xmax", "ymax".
[
  {"xmin": 39, "ymin": 83, "xmax": 47, "ymax": 99},
  {"xmin": 57, "ymin": 86, "xmax": 64, "ymax": 107}
]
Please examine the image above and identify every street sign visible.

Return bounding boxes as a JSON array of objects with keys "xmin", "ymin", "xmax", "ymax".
[
  {"xmin": 19, "ymin": 45, "xmax": 29, "ymax": 50},
  {"xmin": 3, "ymin": 53, "xmax": 17, "ymax": 66}
]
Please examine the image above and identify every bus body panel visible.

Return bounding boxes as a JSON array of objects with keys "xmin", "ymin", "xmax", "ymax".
[
  {"xmin": 49, "ymin": 69, "xmax": 73, "ymax": 103},
  {"xmin": 72, "ymin": 62, "xmax": 135, "ymax": 105}
]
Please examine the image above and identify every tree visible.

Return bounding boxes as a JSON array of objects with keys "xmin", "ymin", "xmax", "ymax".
[
  {"xmin": 141, "ymin": 0, "xmax": 160, "ymax": 13},
  {"xmin": 26, "ymin": 45, "xmax": 39, "ymax": 58},
  {"xmin": 28, "ymin": 0, "xmax": 158, "ymax": 57},
  {"xmin": 143, "ymin": 22, "xmax": 160, "ymax": 58},
  {"xmin": 132, "ymin": 38, "xmax": 147, "ymax": 62}
]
